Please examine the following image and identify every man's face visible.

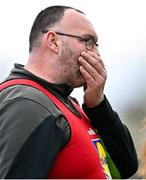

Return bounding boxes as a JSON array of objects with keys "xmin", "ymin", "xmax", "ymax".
[
  {"xmin": 57, "ymin": 9, "xmax": 99, "ymax": 87},
  {"xmin": 58, "ymin": 39, "xmax": 85, "ymax": 87}
]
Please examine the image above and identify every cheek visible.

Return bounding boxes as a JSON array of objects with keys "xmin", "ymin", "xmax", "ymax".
[
  {"xmin": 72, "ymin": 48, "xmax": 83, "ymax": 64},
  {"xmin": 71, "ymin": 40, "xmax": 86, "ymax": 56},
  {"xmin": 67, "ymin": 42, "xmax": 86, "ymax": 67}
]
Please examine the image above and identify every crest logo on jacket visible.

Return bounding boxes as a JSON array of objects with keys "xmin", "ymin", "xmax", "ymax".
[{"xmin": 92, "ymin": 138, "xmax": 111, "ymax": 179}]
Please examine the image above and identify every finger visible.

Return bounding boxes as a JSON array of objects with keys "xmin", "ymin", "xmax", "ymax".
[
  {"xmin": 79, "ymin": 54, "xmax": 107, "ymax": 80},
  {"xmin": 79, "ymin": 66, "xmax": 95, "ymax": 86},
  {"xmin": 79, "ymin": 65, "xmax": 106, "ymax": 91},
  {"xmin": 80, "ymin": 51, "xmax": 106, "ymax": 77},
  {"xmin": 87, "ymin": 51, "xmax": 106, "ymax": 70},
  {"xmin": 79, "ymin": 56, "xmax": 99, "ymax": 82},
  {"xmin": 79, "ymin": 56, "xmax": 107, "ymax": 88}
]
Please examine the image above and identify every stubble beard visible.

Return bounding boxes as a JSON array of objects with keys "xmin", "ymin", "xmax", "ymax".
[{"xmin": 58, "ymin": 43, "xmax": 85, "ymax": 87}]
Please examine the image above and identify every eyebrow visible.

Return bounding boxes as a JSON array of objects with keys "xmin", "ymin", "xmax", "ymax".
[{"xmin": 81, "ymin": 33, "xmax": 98, "ymax": 42}]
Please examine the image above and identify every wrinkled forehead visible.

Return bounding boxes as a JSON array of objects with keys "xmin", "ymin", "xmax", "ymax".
[{"xmin": 59, "ymin": 9, "xmax": 97, "ymax": 37}]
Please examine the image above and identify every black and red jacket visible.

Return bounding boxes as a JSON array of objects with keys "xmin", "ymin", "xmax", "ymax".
[{"xmin": 0, "ymin": 64, "xmax": 138, "ymax": 178}]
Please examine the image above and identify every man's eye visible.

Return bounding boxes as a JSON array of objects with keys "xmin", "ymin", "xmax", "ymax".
[
  {"xmin": 87, "ymin": 39, "xmax": 93, "ymax": 44},
  {"xmin": 79, "ymin": 38, "xmax": 89, "ymax": 42},
  {"xmin": 85, "ymin": 38, "xmax": 91, "ymax": 42}
]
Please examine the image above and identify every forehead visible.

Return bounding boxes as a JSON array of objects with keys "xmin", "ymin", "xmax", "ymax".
[{"xmin": 59, "ymin": 9, "xmax": 97, "ymax": 36}]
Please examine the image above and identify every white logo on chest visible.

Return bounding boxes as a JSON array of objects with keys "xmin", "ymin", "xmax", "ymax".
[{"xmin": 87, "ymin": 128, "xmax": 96, "ymax": 135}]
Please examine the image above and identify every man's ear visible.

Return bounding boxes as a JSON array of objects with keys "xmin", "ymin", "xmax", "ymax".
[{"xmin": 46, "ymin": 31, "xmax": 59, "ymax": 53}]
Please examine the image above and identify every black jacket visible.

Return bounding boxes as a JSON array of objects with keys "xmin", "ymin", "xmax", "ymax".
[{"xmin": 0, "ymin": 63, "xmax": 138, "ymax": 178}]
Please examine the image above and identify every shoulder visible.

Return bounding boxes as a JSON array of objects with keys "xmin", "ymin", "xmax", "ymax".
[
  {"xmin": 0, "ymin": 85, "xmax": 71, "ymax": 178},
  {"xmin": 0, "ymin": 84, "xmax": 67, "ymax": 142},
  {"xmin": 0, "ymin": 84, "xmax": 71, "ymax": 142},
  {"xmin": 0, "ymin": 84, "xmax": 62, "ymax": 116}
]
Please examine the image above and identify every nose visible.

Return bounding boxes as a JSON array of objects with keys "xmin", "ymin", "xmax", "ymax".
[
  {"xmin": 92, "ymin": 46, "xmax": 100, "ymax": 57},
  {"xmin": 97, "ymin": 51, "xmax": 100, "ymax": 57}
]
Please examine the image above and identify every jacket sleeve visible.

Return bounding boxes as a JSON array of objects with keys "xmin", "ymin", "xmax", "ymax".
[
  {"xmin": 82, "ymin": 96, "xmax": 138, "ymax": 178},
  {"xmin": 0, "ymin": 98, "xmax": 69, "ymax": 179}
]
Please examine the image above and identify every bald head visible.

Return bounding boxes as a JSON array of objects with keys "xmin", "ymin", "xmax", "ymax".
[
  {"xmin": 59, "ymin": 9, "xmax": 96, "ymax": 36},
  {"xmin": 29, "ymin": 6, "xmax": 84, "ymax": 52}
]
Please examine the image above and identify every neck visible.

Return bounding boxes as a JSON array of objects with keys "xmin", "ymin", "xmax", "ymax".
[{"xmin": 25, "ymin": 53, "xmax": 68, "ymax": 85}]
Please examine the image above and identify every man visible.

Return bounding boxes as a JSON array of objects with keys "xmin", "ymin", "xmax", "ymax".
[{"xmin": 0, "ymin": 5, "xmax": 138, "ymax": 179}]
